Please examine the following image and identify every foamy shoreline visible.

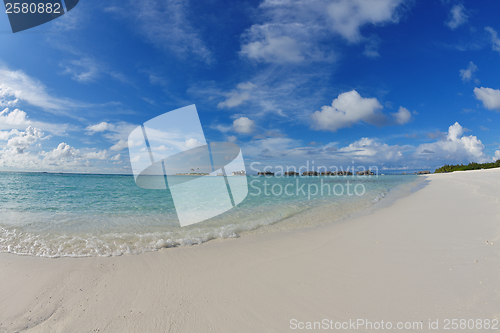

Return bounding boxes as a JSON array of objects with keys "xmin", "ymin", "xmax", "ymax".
[{"xmin": 0, "ymin": 169, "xmax": 499, "ymax": 332}]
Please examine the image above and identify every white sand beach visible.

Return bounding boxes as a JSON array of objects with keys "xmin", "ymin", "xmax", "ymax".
[{"xmin": 1, "ymin": 169, "xmax": 499, "ymax": 332}]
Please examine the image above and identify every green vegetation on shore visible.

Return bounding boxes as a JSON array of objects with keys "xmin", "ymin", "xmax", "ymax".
[{"xmin": 435, "ymin": 160, "xmax": 500, "ymax": 173}]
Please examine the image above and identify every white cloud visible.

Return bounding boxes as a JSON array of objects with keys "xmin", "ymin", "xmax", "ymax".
[
  {"xmin": 50, "ymin": 2, "xmax": 85, "ymax": 31},
  {"xmin": 81, "ymin": 149, "xmax": 109, "ymax": 160},
  {"xmin": 239, "ymin": 0, "xmax": 405, "ymax": 63},
  {"xmin": 327, "ymin": 0, "xmax": 404, "ymax": 42},
  {"xmin": 126, "ymin": 0, "xmax": 212, "ymax": 63},
  {"xmin": 338, "ymin": 137, "xmax": 405, "ymax": 161},
  {"xmin": 0, "ymin": 131, "xmax": 9, "ymax": 141},
  {"xmin": 1, "ymin": 141, "xmax": 109, "ymax": 166},
  {"xmin": 0, "ymin": 108, "xmax": 29, "ymax": 127},
  {"xmin": 61, "ymin": 57, "xmax": 100, "ymax": 83},
  {"xmin": 0, "ymin": 108, "xmax": 70, "ymax": 136},
  {"xmin": 86, "ymin": 122, "xmax": 110, "ymax": 133},
  {"xmin": 459, "ymin": 62, "xmax": 478, "ymax": 82},
  {"xmin": 6, "ymin": 126, "xmax": 45, "ymax": 151},
  {"xmin": 242, "ymin": 137, "xmax": 299, "ymax": 159},
  {"xmin": 110, "ymin": 139, "xmax": 128, "ymax": 151},
  {"xmin": 0, "ymin": 67, "xmax": 82, "ymax": 114},
  {"xmin": 111, "ymin": 154, "xmax": 121, "ymax": 161},
  {"xmin": 446, "ymin": 4, "xmax": 468, "ymax": 29},
  {"xmin": 495, "ymin": 150, "xmax": 500, "ymax": 161},
  {"xmin": 474, "ymin": 87, "xmax": 500, "ymax": 111},
  {"xmin": 233, "ymin": 117, "xmax": 256, "ymax": 134},
  {"xmin": 57, "ymin": 51, "xmax": 131, "ymax": 85},
  {"xmin": 0, "ymin": 85, "xmax": 19, "ymax": 108},
  {"xmin": 416, "ymin": 122, "xmax": 489, "ymax": 163},
  {"xmin": 85, "ymin": 121, "xmax": 138, "ymax": 151},
  {"xmin": 213, "ymin": 124, "xmax": 232, "ymax": 133},
  {"xmin": 217, "ymin": 82, "xmax": 256, "ymax": 108},
  {"xmin": 485, "ymin": 27, "xmax": 500, "ymax": 54},
  {"xmin": 192, "ymin": 67, "xmax": 330, "ymax": 120},
  {"xmin": 185, "ymin": 138, "xmax": 203, "ymax": 149},
  {"xmin": 227, "ymin": 135, "xmax": 237, "ymax": 143},
  {"xmin": 81, "ymin": 149, "xmax": 108, "ymax": 160},
  {"xmin": 241, "ymin": 33, "xmax": 306, "ymax": 63},
  {"xmin": 310, "ymin": 90, "xmax": 385, "ymax": 132},
  {"xmin": 43, "ymin": 143, "xmax": 80, "ymax": 160},
  {"xmin": 391, "ymin": 106, "xmax": 412, "ymax": 125}
]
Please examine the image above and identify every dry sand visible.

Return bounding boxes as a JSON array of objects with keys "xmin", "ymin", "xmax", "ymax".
[{"xmin": 1, "ymin": 169, "xmax": 499, "ymax": 332}]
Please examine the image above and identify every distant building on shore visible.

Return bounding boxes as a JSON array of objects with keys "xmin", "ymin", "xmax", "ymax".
[
  {"xmin": 356, "ymin": 170, "xmax": 375, "ymax": 176},
  {"xmin": 258, "ymin": 171, "xmax": 275, "ymax": 176},
  {"xmin": 416, "ymin": 170, "xmax": 431, "ymax": 174},
  {"xmin": 231, "ymin": 170, "xmax": 246, "ymax": 176},
  {"xmin": 302, "ymin": 170, "xmax": 354, "ymax": 176},
  {"xmin": 284, "ymin": 171, "xmax": 299, "ymax": 176}
]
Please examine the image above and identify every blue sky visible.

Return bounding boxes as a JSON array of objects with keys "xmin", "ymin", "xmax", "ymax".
[{"xmin": 0, "ymin": 0, "xmax": 500, "ymax": 173}]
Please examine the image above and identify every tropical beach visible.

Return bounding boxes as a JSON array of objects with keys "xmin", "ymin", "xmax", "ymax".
[
  {"xmin": 2, "ymin": 0, "xmax": 500, "ymax": 332},
  {"xmin": 0, "ymin": 169, "xmax": 498, "ymax": 332}
]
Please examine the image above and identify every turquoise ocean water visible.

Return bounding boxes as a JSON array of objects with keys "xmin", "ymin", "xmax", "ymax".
[{"xmin": 0, "ymin": 172, "xmax": 418, "ymax": 257}]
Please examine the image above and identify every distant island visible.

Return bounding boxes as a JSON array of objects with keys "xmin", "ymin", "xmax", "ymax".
[
  {"xmin": 435, "ymin": 160, "xmax": 500, "ymax": 173},
  {"xmin": 175, "ymin": 172, "xmax": 210, "ymax": 176}
]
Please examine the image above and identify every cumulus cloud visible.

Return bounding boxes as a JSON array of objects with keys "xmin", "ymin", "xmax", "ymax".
[
  {"xmin": 310, "ymin": 90, "xmax": 386, "ymax": 132},
  {"xmin": 0, "ymin": 126, "xmax": 48, "ymax": 155},
  {"xmin": 416, "ymin": 122, "xmax": 489, "ymax": 163},
  {"xmin": 391, "ymin": 106, "xmax": 412, "ymax": 125},
  {"xmin": 485, "ymin": 27, "xmax": 500, "ymax": 54},
  {"xmin": 495, "ymin": 150, "xmax": 500, "ymax": 161},
  {"xmin": 0, "ymin": 108, "xmax": 30, "ymax": 128},
  {"xmin": 185, "ymin": 138, "xmax": 203, "ymax": 149},
  {"xmin": 233, "ymin": 117, "xmax": 256, "ymax": 134},
  {"xmin": 43, "ymin": 143, "xmax": 80, "ymax": 160},
  {"xmin": 240, "ymin": 0, "xmax": 406, "ymax": 63},
  {"xmin": 6, "ymin": 126, "xmax": 45, "ymax": 151},
  {"xmin": 459, "ymin": 62, "xmax": 478, "ymax": 82},
  {"xmin": 474, "ymin": 87, "xmax": 500, "ymax": 111},
  {"xmin": 446, "ymin": 4, "xmax": 468, "ymax": 29}
]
